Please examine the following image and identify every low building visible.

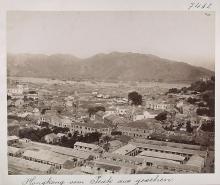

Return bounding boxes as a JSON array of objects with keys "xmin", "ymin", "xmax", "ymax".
[
  {"xmin": 145, "ymin": 100, "xmax": 174, "ymax": 111},
  {"xmin": 132, "ymin": 138, "xmax": 201, "ymax": 151},
  {"xmin": 8, "ymin": 156, "xmax": 55, "ymax": 175},
  {"xmin": 186, "ymin": 155, "xmax": 205, "ymax": 172},
  {"xmin": 14, "ymin": 99, "xmax": 24, "ymax": 107},
  {"xmin": 22, "ymin": 149, "xmax": 70, "ymax": 169},
  {"xmin": 117, "ymin": 119, "xmax": 163, "ymax": 139},
  {"xmin": 8, "ymin": 135, "xmax": 19, "ymax": 145},
  {"xmin": 129, "ymin": 141, "xmax": 207, "ymax": 159},
  {"xmin": 8, "ymin": 146, "xmax": 23, "ymax": 157},
  {"xmin": 81, "ymin": 159, "xmax": 136, "ymax": 174},
  {"xmin": 74, "ymin": 142, "xmax": 101, "ymax": 152},
  {"xmin": 116, "ymin": 106, "xmax": 128, "ymax": 115},
  {"xmin": 108, "ymin": 140, "xmax": 123, "ymax": 152},
  {"xmin": 51, "ymin": 145, "xmax": 100, "ymax": 166},
  {"xmin": 26, "ymin": 91, "xmax": 38, "ymax": 100},
  {"xmin": 137, "ymin": 150, "xmax": 186, "ymax": 164},
  {"xmin": 104, "ymin": 114, "xmax": 128, "ymax": 127},
  {"xmin": 102, "ymin": 150, "xmax": 205, "ymax": 173},
  {"xmin": 20, "ymin": 138, "xmax": 31, "ymax": 143},
  {"xmin": 61, "ymin": 117, "xmax": 72, "ymax": 128},
  {"xmin": 133, "ymin": 111, "xmax": 157, "ymax": 121},
  {"xmin": 7, "ymin": 84, "xmax": 24, "ymax": 97},
  {"xmin": 71, "ymin": 122, "xmax": 112, "ymax": 135},
  {"xmin": 113, "ymin": 143, "xmax": 138, "ymax": 156}
]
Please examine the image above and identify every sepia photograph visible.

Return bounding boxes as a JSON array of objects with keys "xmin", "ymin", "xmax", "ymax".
[{"xmin": 6, "ymin": 11, "xmax": 215, "ymax": 175}]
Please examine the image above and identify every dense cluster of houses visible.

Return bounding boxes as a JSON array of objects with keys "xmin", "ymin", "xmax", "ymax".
[{"xmin": 7, "ymin": 80, "xmax": 214, "ymax": 174}]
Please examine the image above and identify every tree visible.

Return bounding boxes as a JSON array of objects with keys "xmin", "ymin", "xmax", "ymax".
[
  {"xmin": 167, "ymin": 88, "xmax": 180, "ymax": 94},
  {"xmin": 196, "ymin": 108, "xmax": 210, "ymax": 116},
  {"xmin": 103, "ymin": 135, "xmax": 111, "ymax": 143},
  {"xmin": 7, "ymin": 95, "xmax": 12, "ymax": 100},
  {"xmin": 187, "ymin": 97, "xmax": 198, "ymax": 104},
  {"xmin": 201, "ymin": 121, "xmax": 214, "ymax": 132},
  {"xmin": 52, "ymin": 126, "xmax": 69, "ymax": 134},
  {"xmin": 83, "ymin": 132, "xmax": 102, "ymax": 143},
  {"xmin": 103, "ymin": 143, "xmax": 110, "ymax": 152},
  {"xmin": 186, "ymin": 121, "xmax": 193, "ymax": 133},
  {"xmin": 128, "ymin": 91, "xmax": 142, "ymax": 106},
  {"xmin": 88, "ymin": 155, "xmax": 95, "ymax": 161},
  {"xmin": 211, "ymin": 76, "xmax": 215, "ymax": 82},
  {"xmin": 111, "ymin": 131, "xmax": 122, "ymax": 135},
  {"xmin": 155, "ymin": 112, "xmax": 167, "ymax": 121},
  {"xmin": 198, "ymin": 102, "xmax": 206, "ymax": 107}
]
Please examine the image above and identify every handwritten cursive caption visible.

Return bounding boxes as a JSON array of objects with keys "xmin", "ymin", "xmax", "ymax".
[
  {"xmin": 188, "ymin": 2, "xmax": 212, "ymax": 10},
  {"xmin": 21, "ymin": 175, "xmax": 174, "ymax": 185}
]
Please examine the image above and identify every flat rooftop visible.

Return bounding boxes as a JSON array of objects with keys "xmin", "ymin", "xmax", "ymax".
[
  {"xmin": 22, "ymin": 149, "xmax": 70, "ymax": 164},
  {"xmin": 130, "ymin": 142, "xmax": 207, "ymax": 157},
  {"xmin": 113, "ymin": 144, "xmax": 136, "ymax": 155},
  {"xmin": 138, "ymin": 150, "xmax": 185, "ymax": 162},
  {"xmin": 8, "ymin": 156, "xmax": 52, "ymax": 175}
]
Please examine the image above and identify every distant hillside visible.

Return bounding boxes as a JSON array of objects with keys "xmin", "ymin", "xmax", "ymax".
[{"xmin": 7, "ymin": 52, "xmax": 214, "ymax": 82}]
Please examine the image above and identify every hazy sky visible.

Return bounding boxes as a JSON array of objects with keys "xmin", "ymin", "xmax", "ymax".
[{"xmin": 7, "ymin": 11, "xmax": 215, "ymax": 70}]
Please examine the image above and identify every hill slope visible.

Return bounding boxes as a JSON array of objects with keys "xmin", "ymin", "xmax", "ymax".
[{"xmin": 7, "ymin": 52, "xmax": 214, "ymax": 82}]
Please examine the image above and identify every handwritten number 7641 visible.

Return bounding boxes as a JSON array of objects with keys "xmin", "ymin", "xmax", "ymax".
[{"xmin": 188, "ymin": 2, "xmax": 212, "ymax": 10}]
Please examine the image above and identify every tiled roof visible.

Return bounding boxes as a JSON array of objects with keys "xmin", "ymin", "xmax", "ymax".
[
  {"xmin": 22, "ymin": 149, "xmax": 69, "ymax": 164},
  {"xmin": 113, "ymin": 144, "xmax": 136, "ymax": 155},
  {"xmin": 74, "ymin": 142, "xmax": 99, "ymax": 150},
  {"xmin": 120, "ymin": 119, "xmax": 162, "ymax": 130}
]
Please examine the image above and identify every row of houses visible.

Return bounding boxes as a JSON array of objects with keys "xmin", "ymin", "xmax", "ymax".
[
  {"xmin": 145, "ymin": 100, "xmax": 174, "ymax": 111},
  {"xmin": 8, "ymin": 139, "xmax": 103, "ymax": 174},
  {"xmin": 104, "ymin": 141, "xmax": 207, "ymax": 173}
]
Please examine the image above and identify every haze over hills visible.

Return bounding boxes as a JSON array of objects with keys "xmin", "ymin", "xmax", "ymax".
[{"xmin": 7, "ymin": 52, "xmax": 214, "ymax": 83}]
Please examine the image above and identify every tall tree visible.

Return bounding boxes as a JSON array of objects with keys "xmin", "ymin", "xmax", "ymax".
[{"xmin": 128, "ymin": 91, "xmax": 142, "ymax": 105}]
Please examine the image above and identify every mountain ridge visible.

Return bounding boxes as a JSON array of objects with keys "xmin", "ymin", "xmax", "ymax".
[{"xmin": 7, "ymin": 52, "xmax": 214, "ymax": 83}]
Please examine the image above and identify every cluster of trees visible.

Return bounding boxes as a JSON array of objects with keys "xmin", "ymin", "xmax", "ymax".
[
  {"xmin": 167, "ymin": 77, "xmax": 215, "ymax": 117},
  {"xmin": 196, "ymin": 107, "xmax": 210, "ymax": 116},
  {"xmin": 201, "ymin": 91, "xmax": 215, "ymax": 117},
  {"xmin": 19, "ymin": 127, "xmax": 52, "ymax": 142},
  {"xmin": 128, "ymin": 91, "xmax": 142, "ymax": 106},
  {"xmin": 52, "ymin": 126, "xmax": 69, "ymax": 134},
  {"xmin": 19, "ymin": 124, "xmax": 70, "ymax": 143},
  {"xmin": 60, "ymin": 132, "xmax": 102, "ymax": 148},
  {"xmin": 111, "ymin": 131, "xmax": 122, "ymax": 135},
  {"xmin": 189, "ymin": 76, "xmax": 215, "ymax": 93},
  {"xmin": 166, "ymin": 76, "xmax": 215, "ymax": 95},
  {"xmin": 19, "ymin": 124, "xmax": 103, "ymax": 148},
  {"xmin": 187, "ymin": 97, "xmax": 199, "ymax": 104},
  {"xmin": 166, "ymin": 88, "xmax": 181, "ymax": 94},
  {"xmin": 200, "ymin": 120, "xmax": 215, "ymax": 132}
]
